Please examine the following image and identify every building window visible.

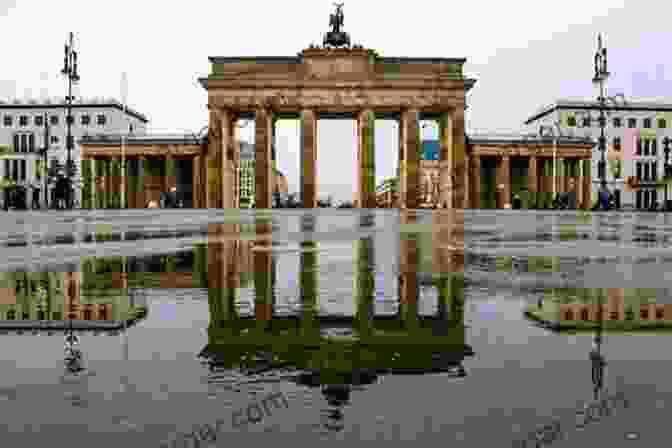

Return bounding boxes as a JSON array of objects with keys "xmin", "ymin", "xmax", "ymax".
[
  {"xmin": 96, "ymin": 114, "xmax": 106, "ymax": 126},
  {"xmin": 582, "ymin": 117, "xmax": 591, "ymax": 127},
  {"xmin": 28, "ymin": 134, "xmax": 34, "ymax": 153},
  {"xmin": 643, "ymin": 118, "xmax": 652, "ymax": 128},
  {"xmin": 567, "ymin": 116, "xmax": 576, "ymax": 127},
  {"xmin": 636, "ymin": 138, "xmax": 642, "ymax": 155},
  {"xmin": 20, "ymin": 135, "xmax": 27, "ymax": 153},
  {"xmin": 652, "ymin": 138, "xmax": 657, "ymax": 156},
  {"xmin": 658, "ymin": 118, "xmax": 667, "ymax": 129},
  {"xmin": 19, "ymin": 115, "xmax": 28, "ymax": 127},
  {"xmin": 13, "ymin": 134, "xmax": 19, "ymax": 152},
  {"xmin": 81, "ymin": 114, "xmax": 90, "ymax": 125},
  {"xmin": 652, "ymin": 162, "xmax": 658, "ymax": 181},
  {"xmin": 581, "ymin": 308, "xmax": 589, "ymax": 321},
  {"xmin": 564, "ymin": 310, "xmax": 573, "ymax": 321},
  {"xmin": 50, "ymin": 136, "xmax": 59, "ymax": 144},
  {"xmin": 628, "ymin": 118, "xmax": 637, "ymax": 128},
  {"xmin": 641, "ymin": 308, "xmax": 649, "ymax": 319},
  {"xmin": 34, "ymin": 115, "xmax": 43, "ymax": 127},
  {"xmin": 644, "ymin": 139, "xmax": 650, "ymax": 156},
  {"xmin": 3, "ymin": 115, "xmax": 12, "ymax": 126},
  {"xmin": 613, "ymin": 137, "xmax": 621, "ymax": 150},
  {"xmin": 656, "ymin": 308, "xmax": 664, "ymax": 319},
  {"xmin": 20, "ymin": 159, "xmax": 26, "ymax": 181},
  {"xmin": 50, "ymin": 115, "xmax": 58, "ymax": 126},
  {"xmin": 636, "ymin": 162, "xmax": 642, "ymax": 180},
  {"xmin": 613, "ymin": 117, "xmax": 622, "ymax": 128}
]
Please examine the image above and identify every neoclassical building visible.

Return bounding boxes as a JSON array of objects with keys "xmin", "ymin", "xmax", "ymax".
[{"xmin": 79, "ymin": 10, "xmax": 595, "ymax": 210}]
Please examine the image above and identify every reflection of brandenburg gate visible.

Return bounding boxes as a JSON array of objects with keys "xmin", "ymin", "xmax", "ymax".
[
  {"xmin": 205, "ymin": 209, "xmax": 465, "ymax": 338},
  {"xmin": 198, "ymin": 46, "xmax": 476, "ymax": 209}
]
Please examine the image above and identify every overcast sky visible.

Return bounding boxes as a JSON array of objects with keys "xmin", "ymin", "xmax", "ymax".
[{"xmin": 1, "ymin": 0, "xmax": 670, "ymax": 202}]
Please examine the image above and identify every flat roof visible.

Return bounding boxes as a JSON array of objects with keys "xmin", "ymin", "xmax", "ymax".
[
  {"xmin": 79, "ymin": 133, "xmax": 204, "ymax": 145},
  {"xmin": 467, "ymin": 132, "xmax": 595, "ymax": 145},
  {"xmin": 0, "ymin": 98, "xmax": 149, "ymax": 123},
  {"xmin": 524, "ymin": 97, "xmax": 672, "ymax": 125},
  {"xmin": 208, "ymin": 55, "xmax": 467, "ymax": 64}
]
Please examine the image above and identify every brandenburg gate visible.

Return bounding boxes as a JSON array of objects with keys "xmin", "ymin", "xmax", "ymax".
[{"xmin": 198, "ymin": 5, "xmax": 476, "ymax": 210}]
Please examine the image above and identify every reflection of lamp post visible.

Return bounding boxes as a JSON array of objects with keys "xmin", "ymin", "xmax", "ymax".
[{"xmin": 590, "ymin": 289, "xmax": 606, "ymax": 402}]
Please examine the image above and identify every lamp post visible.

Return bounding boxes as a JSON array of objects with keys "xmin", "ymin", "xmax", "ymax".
[
  {"xmin": 592, "ymin": 33, "xmax": 610, "ymax": 202},
  {"xmin": 60, "ymin": 32, "xmax": 80, "ymax": 209},
  {"xmin": 41, "ymin": 112, "xmax": 50, "ymax": 209},
  {"xmin": 664, "ymin": 136, "xmax": 671, "ymax": 211},
  {"xmin": 539, "ymin": 122, "xmax": 562, "ymax": 199}
]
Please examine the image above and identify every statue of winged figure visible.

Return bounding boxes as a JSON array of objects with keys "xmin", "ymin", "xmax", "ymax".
[{"xmin": 330, "ymin": 3, "xmax": 344, "ymax": 33}]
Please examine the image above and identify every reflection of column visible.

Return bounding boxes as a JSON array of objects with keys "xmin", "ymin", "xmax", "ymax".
[
  {"xmin": 206, "ymin": 223, "xmax": 240, "ymax": 335},
  {"xmin": 355, "ymin": 213, "xmax": 375, "ymax": 338},
  {"xmin": 300, "ymin": 109, "xmax": 318, "ymax": 209},
  {"xmin": 433, "ymin": 209, "xmax": 465, "ymax": 324},
  {"xmin": 256, "ymin": 108, "xmax": 274, "ymax": 210},
  {"xmin": 357, "ymin": 109, "xmax": 376, "ymax": 208},
  {"xmin": 399, "ymin": 211, "xmax": 419, "ymax": 330},
  {"xmin": 254, "ymin": 219, "xmax": 273, "ymax": 322},
  {"xmin": 401, "ymin": 109, "xmax": 420, "ymax": 209},
  {"xmin": 300, "ymin": 214, "xmax": 319, "ymax": 337},
  {"xmin": 220, "ymin": 110, "xmax": 237, "ymax": 209}
]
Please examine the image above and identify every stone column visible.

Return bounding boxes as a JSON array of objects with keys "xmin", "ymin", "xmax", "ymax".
[
  {"xmin": 89, "ymin": 158, "xmax": 96, "ymax": 209},
  {"xmin": 463, "ymin": 154, "xmax": 470, "ymax": 209},
  {"xmin": 471, "ymin": 155, "xmax": 481, "ymax": 209},
  {"xmin": 206, "ymin": 109, "xmax": 221, "ymax": 209},
  {"xmin": 556, "ymin": 157, "xmax": 565, "ymax": 195},
  {"xmin": 529, "ymin": 155, "xmax": 538, "ymax": 208},
  {"xmin": 138, "ymin": 156, "xmax": 146, "ymax": 207},
  {"xmin": 220, "ymin": 110, "xmax": 236, "ymax": 210},
  {"xmin": 164, "ymin": 153, "xmax": 173, "ymax": 194},
  {"xmin": 438, "ymin": 112, "xmax": 452, "ymax": 209},
  {"xmin": 445, "ymin": 108, "xmax": 467, "ymax": 209},
  {"xmin": 193, "ymin": 155, "xmax": 201, "ymax": 208},
  {"xmin": 582, "ymin": 158, "xmax": 592, "ymax": 209},
  {"xmin": 401, "ymin": 108, "xmax": 420, "ymax": 209},
  {"xmin": 498, "ymin": 155, "xmax": 511, "ymax": 209},
  {"xmin": 357, "ymin": 109, "xmax": 376, "ymax": 208},
  {"xmin": 398, "ymin": 116, "xmax": 406, "ymax": 208},
  {"xmin": 255, "ymin": 108, "xmax": 274, "ymax": 210},
  {"xmin": 300, "ymin": 109, "xmax": 318, "ymax": 209}
]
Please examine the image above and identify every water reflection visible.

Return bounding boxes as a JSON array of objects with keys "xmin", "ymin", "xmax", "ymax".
[{"xmin": 197, "ymin": 210, "xmax": 474, "ymax": 433}]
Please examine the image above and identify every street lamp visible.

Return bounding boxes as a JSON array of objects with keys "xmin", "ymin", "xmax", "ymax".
[
  {"xmin": 41, "ymin": 112, "xmax": 50, "ymax": 209},
  {"xmin": 592, "ymin": 33, "xmax": 610, "ymax": 202},
  {"xmin": 61, "ymin": 32, "xmax": 80, "ymax": 209},
  {"xmin": 664, "ymin": 136, "xmax": 671, "ymax": 211}
]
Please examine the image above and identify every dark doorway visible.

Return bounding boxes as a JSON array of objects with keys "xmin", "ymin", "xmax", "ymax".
[
  {"xmin": 175, "ymin": 159, "xmax": 194, "ymax": 208},
  {"xmin": 480, "ymin": 159, "xmax": 497, "ymax": 209}
]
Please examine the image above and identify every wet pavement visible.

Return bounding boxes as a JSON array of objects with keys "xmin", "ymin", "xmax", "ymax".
[{"xmin": 0, "ymin": 209, "xmax": 670, "ymax": 447}]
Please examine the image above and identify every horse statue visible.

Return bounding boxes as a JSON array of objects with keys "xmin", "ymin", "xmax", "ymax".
[{"xmin": 329, "ymin": 3, "xmax": 344, "ymax": 33}]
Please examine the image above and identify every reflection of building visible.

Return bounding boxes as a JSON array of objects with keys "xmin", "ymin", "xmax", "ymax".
[
  {"xmin": 525, "ymin": 98, "xmax": 672, "ymax": 210},
  {"xmin": 0, "ymin": 98, "xmax": 148, "ymax": 208},
  {"xmin": 238, "ymin": 142, "xmax": 288, "ymax": 208},
  {"xmin": 0, "ymin": 266, "xmax": 147, "ymax": 331},
  {"xmin": 526, "ymin": 287, "xmax": 672, "ymax": 331}
]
